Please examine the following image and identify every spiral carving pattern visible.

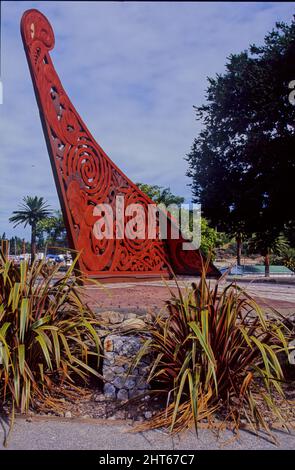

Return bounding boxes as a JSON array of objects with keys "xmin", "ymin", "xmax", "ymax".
[{"xmin": 21, "ymin": 9, "xmax": 219, "ymax": 278}]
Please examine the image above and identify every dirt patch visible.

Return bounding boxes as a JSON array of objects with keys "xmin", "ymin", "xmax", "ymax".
[{"xmin": 18, "ymin": 384, "xmax": 164, "ymax": 424}]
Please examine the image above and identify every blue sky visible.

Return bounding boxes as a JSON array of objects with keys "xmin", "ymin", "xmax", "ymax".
[{"xmin": 0, "ymin": 1, "xmax": 294, "ymax": 239}]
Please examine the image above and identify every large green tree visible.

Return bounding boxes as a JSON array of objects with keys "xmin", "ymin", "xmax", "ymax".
[
  {"xmin": 36, "ymin": 210, "xmax": 67, "ymax": 250},
  {"xmin": 136, "ymin": 183, "xmax": 185, "ymax": 206},
  {"xmin": 186, "ymin": 19, "xmax": 295, "ymax": 265},
  {"xmin": 9, "ymin": 196, "xmax": 52, "ymax": 263}
]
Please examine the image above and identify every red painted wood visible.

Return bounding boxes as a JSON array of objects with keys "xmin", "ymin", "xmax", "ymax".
[{"xmin": 20, "ymin": 9, "xmax": 219, "ymax": 279}]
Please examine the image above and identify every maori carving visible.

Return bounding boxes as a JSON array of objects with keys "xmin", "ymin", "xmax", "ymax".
[{"xmin": 21, "ymin": 9, "xmax": 219, "ymax": 279}]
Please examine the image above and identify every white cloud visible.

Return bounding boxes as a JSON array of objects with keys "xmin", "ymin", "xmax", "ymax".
[{"xmin": 0, "ymin": 1, "xmax": 294, "ymax": 238}]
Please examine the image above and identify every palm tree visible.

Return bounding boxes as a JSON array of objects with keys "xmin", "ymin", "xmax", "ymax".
[
  {"xmin": 9, "ymin": 196, "xmax": 52, "ymax": 263},
  {"xmin": 248, "ymin": 232, "xmax": 289, "ymax": 277}
]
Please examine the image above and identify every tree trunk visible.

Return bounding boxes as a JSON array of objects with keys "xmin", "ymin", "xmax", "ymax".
[
  {"xmin": 264, "ymin": 252, "xmax": 270, "ymax": 277},
  {"xmin": 22, "ymin": 239, "xmax": 26, "ymax": 256},
  {"xmin": 31, "ymin": 223, "xmax": 36, "ymax": 265},
  {"xmin": 236, "ymin": 234, "xmax": 242, "ymax": 266}
]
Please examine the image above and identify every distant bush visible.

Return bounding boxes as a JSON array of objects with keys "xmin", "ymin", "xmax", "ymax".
[{"xmin": 271, "ymin": 248, "xmax": 295, "ymax": 272}]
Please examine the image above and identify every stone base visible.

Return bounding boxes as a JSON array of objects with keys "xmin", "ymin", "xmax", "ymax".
[{"xmin": 103, "ymin": 333, "xmax": 151, "ymax": 400}]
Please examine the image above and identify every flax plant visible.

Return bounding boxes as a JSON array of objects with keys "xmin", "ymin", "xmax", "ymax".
[
  {"xmin": 134, "ymin": 269, "xmax": 291, "ymax": 439},
  {"xmin": 0, "ymin": 251, "xmax": 102, "ymax": 442}
]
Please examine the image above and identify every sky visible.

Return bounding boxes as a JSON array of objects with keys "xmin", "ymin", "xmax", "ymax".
[{"xmin": 0, "ymin": 1, "xmax": 294, "ymax": 239}]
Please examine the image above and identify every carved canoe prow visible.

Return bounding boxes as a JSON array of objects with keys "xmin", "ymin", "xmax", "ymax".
[{"xmin": 21, "ymin": 9, "xmax": 220, "ymax": 280}]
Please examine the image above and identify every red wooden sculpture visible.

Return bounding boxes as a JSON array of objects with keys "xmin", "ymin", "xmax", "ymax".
[{"xmin": 21, "ymin": 9, "xmax": 219, "ymax": 280}]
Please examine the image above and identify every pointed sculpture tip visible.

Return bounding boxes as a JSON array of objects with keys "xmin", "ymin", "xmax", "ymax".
[{"xmin": 21, "ymin": 9, "xmax": 55, "ymax": 51}]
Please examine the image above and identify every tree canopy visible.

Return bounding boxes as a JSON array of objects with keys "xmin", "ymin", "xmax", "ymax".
[
  {"xmin": 186, "ymin": 19, "xmax": 295, "ymax": 240},
  {"xmin": 136, "ymin": 183, "xmax": 185, "ymax": 207},
  {"xmin": 36, "ymin": 210, "xmax": 67, "ymax": 248}
]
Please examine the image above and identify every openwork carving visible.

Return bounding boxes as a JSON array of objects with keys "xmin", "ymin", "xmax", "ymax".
[{"xmin": 21, "ymin": 9, "xmax": 219, "ymax": 279}]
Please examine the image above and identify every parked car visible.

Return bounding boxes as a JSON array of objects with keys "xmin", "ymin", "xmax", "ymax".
[{"xmin": 46, "ymin": 254, "xmax": 65, "ymax": 264}]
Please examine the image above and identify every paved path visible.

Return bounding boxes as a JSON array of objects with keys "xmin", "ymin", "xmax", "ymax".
[
  {"xmin": 82, "ymin": 278, "xmax": 295, "ymax": 313},
  {"xmin": 0, "ymin": 417, "xmax": 294, "ymax": 450},
  {"xmin": 243, "ymin": 283, "xmax": 295, "ymax": 309}
]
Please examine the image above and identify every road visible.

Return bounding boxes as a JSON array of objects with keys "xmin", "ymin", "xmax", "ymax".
[
  {"xmin": 83, "ymin": 278, "xmax": 295, "ymax": 313},
  {"xmin": 0, "ymin": 416, "xmax": 294, "ymax": 450},
  {"xmin": 236, "ymin": 281, "xmax": 295, "ymax": 305}
]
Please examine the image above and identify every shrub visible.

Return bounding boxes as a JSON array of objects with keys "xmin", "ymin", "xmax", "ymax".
[
  {"xmin": 0, "ymin": 252, "xmax": 101, "ymax": 423},
  {"xmin": 134, "ymin": 272, "xmax": 290, "ymax": 438},
  {"xmin": 271, "ymin": 248, "xmax": 295, "ymax": 272}
]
